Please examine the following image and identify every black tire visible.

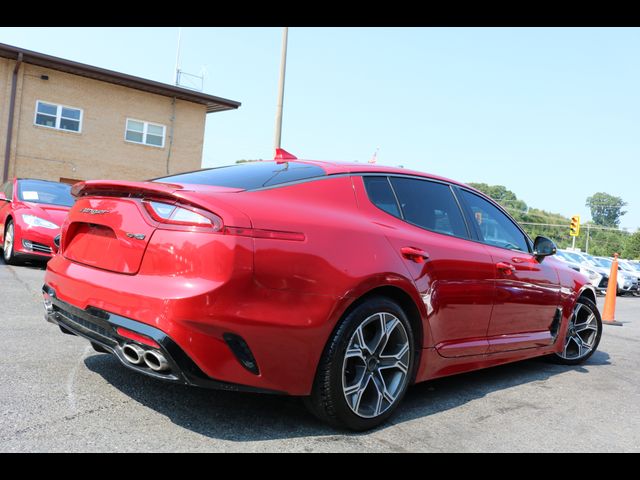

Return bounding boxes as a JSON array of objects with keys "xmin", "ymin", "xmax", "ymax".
[
  {"xmin": 2, "ymin": 219, "xmax": 19, "ymax": 266},
  {"xmin": 305, "ymin": 296, "xmax": 416, "ymax": 431},
  {"xmin": 551, "ymin": 296, "xmax": 602, "ymax": 366}
]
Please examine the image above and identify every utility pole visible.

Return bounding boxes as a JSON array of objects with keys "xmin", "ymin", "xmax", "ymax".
[
  {"xmin": 585, "ymin": 223, "xmax": 591, "ymax": 254},
  {"xmin": 175, "ymin": 27, "xmax": 182, "ymax": 85},
  {"xmin": 273, "ymin": 27, "xmax": 289, "ymax": 152}
]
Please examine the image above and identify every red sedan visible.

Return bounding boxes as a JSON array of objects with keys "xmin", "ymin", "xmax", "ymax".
[
  {"xmin": 43, "ymin": 158, "xmax": 602, "ymax": 430},
  {"xmin": 1, "ymin": 178, "xmax": 73, "ymax": 264}
]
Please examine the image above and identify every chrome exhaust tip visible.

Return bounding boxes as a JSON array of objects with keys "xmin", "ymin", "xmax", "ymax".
[
  {"xmin": 143, "ymin": 350, "xmax": 170, "ymax": 372},
  {"xmin": 122, "ymin": 344, "xmax": 145, "ymax": 365}
]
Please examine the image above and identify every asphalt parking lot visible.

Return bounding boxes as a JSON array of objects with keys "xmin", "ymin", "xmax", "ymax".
[{"xmin": 1, "ymin": 258, "xmax": 639, "ymax": 452}]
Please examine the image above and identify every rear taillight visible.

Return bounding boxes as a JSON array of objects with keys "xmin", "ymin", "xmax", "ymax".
[
  {"xmin": 142, "ymin": 198, "xmax": 304, "ymax": 241},
  {"xmin": 142, "ymin": 199, "xmax": 223, "ymax": 230}
]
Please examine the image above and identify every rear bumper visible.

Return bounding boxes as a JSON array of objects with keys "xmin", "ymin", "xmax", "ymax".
[
  {"xmin": 42, "ymin": 284, "xmax": 283, "ymax": 394},
  {"xmin": 44, "ymin": 245, "xmax": 341, "ymax": 395}
]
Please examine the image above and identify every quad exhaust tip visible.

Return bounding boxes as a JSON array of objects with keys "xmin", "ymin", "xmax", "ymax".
[
  {"xmin": 143, "ymin": 349, "xmax": 170, "ymax": 372},
  {"xmin": 122, "ymin": 343, "xmax": 170, "ymax": 372},
  {"xmin": 122, "ymin": 344, "xmax": 145, "ymax": 365}
]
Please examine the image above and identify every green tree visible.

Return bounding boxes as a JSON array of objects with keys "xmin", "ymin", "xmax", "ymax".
[
  {"xmin": 466, "ymin": 183, "xmax": 632, "ymax": 254},
  {"xmin": 467, "ymin": 183, "xmax": 528, "ymax": 213},
  {"xmin": 623, "ymin": 230, "xmax": 640, "ymax": 259},
  {"xmin": 585, "ymin": 192, "xmax": 627, "ymax": 228}
]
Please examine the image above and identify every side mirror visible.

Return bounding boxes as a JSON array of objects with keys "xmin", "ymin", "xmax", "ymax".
[{"xmin": 533, "ymin": 236, "xmax": 557, "ymax": 260}]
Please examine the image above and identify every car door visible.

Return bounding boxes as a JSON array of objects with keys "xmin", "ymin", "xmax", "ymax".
[
  {"xmin": 358, "ymin": 175, "xmax": 496, "ymax": 357},
  {"xmin": 456, "ymin": 187, "xmax": 561, "ymax": 353}
]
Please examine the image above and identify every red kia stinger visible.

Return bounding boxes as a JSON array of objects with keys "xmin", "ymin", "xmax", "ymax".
[
  {"xmin": 1, "ymin": 178, "xmax": 73, "ymax": 264},
  {"xmin": 42, "ymin": 158, "xmax": 602, "ymax": 430}
]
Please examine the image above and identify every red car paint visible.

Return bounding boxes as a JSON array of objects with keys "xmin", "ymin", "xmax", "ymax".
[
  {"xmin": 43, "ymin": 160, "xmax": 592, "ymax": 395},
  {"xmin": 1, "ymin": 178, "xmax": 72, "ymax": 260}
]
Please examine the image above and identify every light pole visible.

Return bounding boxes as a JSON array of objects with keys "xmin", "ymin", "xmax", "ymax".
[{"xmin": 273, "ymin": 27, "xmax": 289, "ymax": 152}]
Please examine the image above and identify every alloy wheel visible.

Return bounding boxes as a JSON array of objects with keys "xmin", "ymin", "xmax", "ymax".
[
  {"xmin": 342, "ymin": 312, "xmax": 411, "ymax": 419},
  {"xmin": 557, "ymin": 302, "xmax": 599, "ymax": 361},
  {"xmin": 3, "ymin": 223, "xmax": 13, "ymax": 261}
]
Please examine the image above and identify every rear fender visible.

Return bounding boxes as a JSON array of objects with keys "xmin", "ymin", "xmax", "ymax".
[{"xmin": 327, "ymin": 273, "xmax": 432, "ymax": 351}]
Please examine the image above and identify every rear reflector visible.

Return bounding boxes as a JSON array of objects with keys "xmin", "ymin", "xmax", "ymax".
[
  {"xmin": 224, "ymin": 227, "xmax": 305, "ymax": 242},
  {"xmin": 116, "ymin": 327, "xmax": 161, "ymax": 349},
  {"xmin": 223, "ymin": 333, "xmax": 260, "ymax": 375}
]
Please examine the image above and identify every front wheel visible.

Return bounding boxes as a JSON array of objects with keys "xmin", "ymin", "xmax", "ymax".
[
  {"xmin": 3, "ymin": 220, "xmax": 19, "ymax": 265},
  {"xmin": 305, "ymin": 297, "xmax": 416, "ymax": 431},
  {"xmin": 552, "ymin": 296, "xmax": 602, "ymax": 365}
]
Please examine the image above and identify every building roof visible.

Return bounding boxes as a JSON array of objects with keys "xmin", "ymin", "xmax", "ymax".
[{"xmin": 0, "ymin": 42, "xmax": 241, "ymax": 113}]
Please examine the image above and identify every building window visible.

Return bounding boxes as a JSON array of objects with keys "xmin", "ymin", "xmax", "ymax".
[
  {"xmin": 125, "ymin": 119, "xmax": 166, "ymax": 148},
  {"xmin": 34, "ymin": 101, "xmax": 82, "ymax": 133}
]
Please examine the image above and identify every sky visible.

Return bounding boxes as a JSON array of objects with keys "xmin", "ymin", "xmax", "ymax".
[{"xmin": 1, "ymin": 27, "xmax": 639, "ymax": 231}]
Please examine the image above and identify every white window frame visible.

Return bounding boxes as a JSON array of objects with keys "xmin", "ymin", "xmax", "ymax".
[
  {"xmin": 33, "ymin": 100, "xmax": 83, "ymax": 134},
  {"xmin": 124, "ymin": 118, "xmax": 166, "ymax": 148}
]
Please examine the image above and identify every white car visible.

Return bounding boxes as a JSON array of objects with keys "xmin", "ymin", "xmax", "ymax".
[
  {"xmin": 592, "ymin": 256, "xmax": 639, "ymax": 296},
  {"xmin": 557, "ymin": 250, "xmax": 608, "ymax": 295},
  {"xmin": 618, "ymin": 259, "xmax": 640, "ymax": 296}
]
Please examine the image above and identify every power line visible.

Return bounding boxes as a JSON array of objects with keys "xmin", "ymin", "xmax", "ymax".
[{"xmin": 518, "ymin": 222, "xmax": 630, "ymax": 233}]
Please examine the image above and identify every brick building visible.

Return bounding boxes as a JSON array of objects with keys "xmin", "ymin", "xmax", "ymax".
[{"xmin": 0, "ymin": 43, "xmax": 240, "ymax": 184}]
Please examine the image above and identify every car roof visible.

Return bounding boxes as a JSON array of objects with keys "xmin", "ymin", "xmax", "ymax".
[{"xmin": 280, "ymin": 159, "xmax": 475, "ymax": 190}]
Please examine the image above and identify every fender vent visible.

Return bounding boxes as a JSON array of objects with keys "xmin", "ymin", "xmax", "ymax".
[{"xmin": 549, "ymin": 307, "xmax": 563, "ymax": 341}]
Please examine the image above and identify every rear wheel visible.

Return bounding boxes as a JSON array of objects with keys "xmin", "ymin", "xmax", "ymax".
[
  {"xmin": 552, "ymin": 296, "xmax": 602, "ymax": 365},
  {"xmin": 2, "ymin": 220, "xmax": 18, "ymax": 265},
  {"xmin": 305, "ymin": 297, "xmax": 416, "ymax": 431}
]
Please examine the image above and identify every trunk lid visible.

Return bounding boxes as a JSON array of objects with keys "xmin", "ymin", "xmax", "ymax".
[
  {"xmin": 62, "ymin": 180, "xmax": 249, "ymax": 274},
  {"xmin": 64, "ymin": 196, "xmax": 156, "ymax": 274}
]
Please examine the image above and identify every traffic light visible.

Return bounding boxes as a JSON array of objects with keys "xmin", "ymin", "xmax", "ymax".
[{"xmin": 570, "ymin": 215, "xmax": 580, "ymax": 237}]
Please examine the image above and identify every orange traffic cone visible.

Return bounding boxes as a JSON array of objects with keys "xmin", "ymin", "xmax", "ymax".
[{"xmin": 602, "ymin": 253, "xmax": 623, "ymax": 326}]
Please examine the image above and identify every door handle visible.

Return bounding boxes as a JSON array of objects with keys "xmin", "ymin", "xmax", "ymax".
[
  {"xmin": 401, "ymin": 247, "xmax": 429, "ymax": 263},
  {"xmin": 496, "ymin": 261, "xmax": 516, "ymax": 274}
]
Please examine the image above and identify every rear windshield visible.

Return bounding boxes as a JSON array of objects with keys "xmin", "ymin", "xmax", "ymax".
[
  {"xmin": 17, "ymin": 179, "xmax": 74, "ymax": 207},
  {"xmin": 154, "ymin": 161, "xmax": 327, "ymax": 190}
]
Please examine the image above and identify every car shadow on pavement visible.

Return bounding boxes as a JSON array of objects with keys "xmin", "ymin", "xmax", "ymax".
[
  {"xmin": 397, "ymin": 350, "xmax": 611, "ymax": 427},
  {"xmin": 84, "ymin": 349, "xmax": 610, "ymax": 441},
  {"xmin": 21, "ymin": 261, "xmax": 46, "ymax": 270},
  {"xmin": 0, "ymin": 257, "xmax": 47, "ymax": 270}
]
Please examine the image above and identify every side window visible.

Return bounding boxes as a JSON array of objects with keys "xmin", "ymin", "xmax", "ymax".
[
  {"xmin": 459, "ymin": 189, "xmax": 530, "ymax": 252},
  {"xmin": 125, "ymin": 119, "xmax": 166, "ymax": 148},
  {"xmin": 363, "ymin": 176, "xmax": 401, "ymax": 218},
  {"xmin": 34, "ymin": 101, "xmax": 82, "ymax": 133},
  {"xmin": 389, "ymin": 177, "xmax": 469, "ymax": 239}
]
